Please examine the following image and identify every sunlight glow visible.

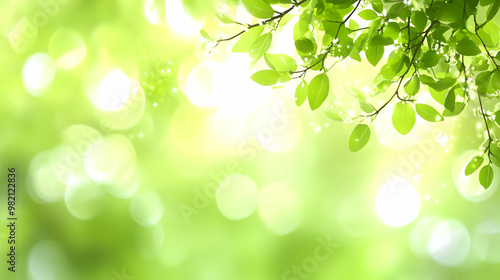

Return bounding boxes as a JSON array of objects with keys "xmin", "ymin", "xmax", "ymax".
[
  {"xmin": 22, "ymin": 53, "xmax": 56, "ymax": 96},
  {"xmin": 375, "ymin": 179, "xmax": 420, "ymax": 227},
  {"xmin": 165, "ymin": 0, "xmax": 201, "ymax": 35},
  {"xmin": 96, "ymin": 68, "xmax": 131, "ymax": 111}
]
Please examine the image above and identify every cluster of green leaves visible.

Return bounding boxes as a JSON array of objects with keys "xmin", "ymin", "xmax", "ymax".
[{"xmin": 204, "ymin": 0, "xmax": 500, "ymax": 189}]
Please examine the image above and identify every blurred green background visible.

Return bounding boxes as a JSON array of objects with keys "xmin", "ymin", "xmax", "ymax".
[{"xmin": 1, "ymin": 0, "xmax": 500, "ymax": 279}]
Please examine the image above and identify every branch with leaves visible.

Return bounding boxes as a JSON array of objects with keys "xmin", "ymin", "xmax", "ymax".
[{"xmin": 201, "ymin": 0, "xmax": 500, "ymax": 189}]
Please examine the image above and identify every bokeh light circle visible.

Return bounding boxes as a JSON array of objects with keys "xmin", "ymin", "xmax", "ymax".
[
  {"xmin": 64, "ymin": 175, "xmax": 105, "ymax": 220},
  {"xmin": 216, "ymin": 174, "xmax": 258, "ymax": 220},
  {"xmin": 84, "ymin": 134, "xmax": 136, "ymax": 184},
  {"xmin": 375, "ymin": 179, "xmax": 420, "ymax": 227},
  {"xmin": 28, "ymin": 241, "xmax": 68, "ymax": 280},
  {"xmin": 130, "ymin": 191, "xmax": 165, "ymax": 227},
  {"xmin": 473, "ymin": 220, "xmax": 500, "ymax": 263},
  {"xmin": 258, "ymin": 182, "xmax": 302, "ymax": 235},
  {"xmin": 409, "ymin": 216, "xmax": 441, "ymax": 258},
  {"xmin": 22, "ymin": 53, "xmax": 56, "ymax": 96},
  {"xmin": 185, "ymin": 62, "xmax": 218, "ymax": 107},
  {"xmin": 99, "ymin": 80, "xmax": 146, "ymax": 131},
  {"xmin": 94, "ymin": 68, "xmax": 131, "ymax": 111},
  {"xmin": 428, "ymin": 219, "xmax": 470, "ymax": 266},
  {"xmin": 28, "ymin": 151, "xmax": 67, "ymax": 203},
  {"xmin": 48, "ymin": 28, "xmax": 86, "ymax": 70}
]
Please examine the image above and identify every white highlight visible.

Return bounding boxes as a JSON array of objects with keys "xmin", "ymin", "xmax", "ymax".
[
  {"xmin": 22, "ymin": 53, "xmax": 56, "ymax": 96},
  {"xmin": 375, "ymin": 179, "xmax": 420, "ymax": 227}
]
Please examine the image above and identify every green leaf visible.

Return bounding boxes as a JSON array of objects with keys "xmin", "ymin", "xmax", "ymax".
[
  {"xmin": 250, "ymin": 70, "xmax": 281, "ymax": 86},
  {"xmin": 249, "ymin": 33, "xmax": 273, "ymax": 66},
  {"xmin": 476, "ymin": 71, "xmax": 493, "ymax": 95},
  {"xmin": 242, "ymin": 0, "xmax": 275, "ymax": 19},
  {"xmin": 444, "ymin": 89, "xmax": 456, "ymax": 112},
  {"xmin": 491, "ymin": 71, "xmax": 500, "ymax": 89},
  {"xmin": 392, "ymin": 102, "xmax": 416, "ymax": 135},
  {"xmin": 264, "ymin": 53, "xmax": 298, "ymax": 72},
  {"xmin": 487, "ymin": 0, "xmax": 500, "ymax": 21},
  {"xmin": 325, "ymin": 110, "xmax": 343, "ymax": 122},
  {"xmin": 384, "ymin": 22, "xmax": 400, "ymax": 40},
  {"xmin": 479, "ymin": 165, "xmax": 494, "ymax": 189},
  {"xmin": 370, "ymin": 35, "xmax": 394, "ymax": 46},
  {"xmin": 366, "ymin": 45, "xmax": 384, "ymax": 66},
  {"xmin": 295, "ymin": 38, "xmax": 314, "ymax": 54},
  {"xmin": 295, "ymin": 80, "xmax": 308, "ymax": 106},
  {"xmin": 349, "ymin": 124, "xmax": 371, "ymax": 152},
  {"xmin": 387, "ymin": 3, "xmax": 405, "ymax": 19},
  {"xmin": 443, "ymin": 102, "xmax": 465, "ymax": 117},
  {"xmin": 359, "ymin": 100, "xmax": 376, "ymax": 113},
  {"xmin": 420, "ymin": 51, "xmax": 440, "ymax": 68},
  {"xmin": 232, "ymin": 26, "xmax": 265, "ymax": 53},
  {"xmin": 456, "ymin": 37, "xmax": 482, "ymax": 56},
  {"xmin": 491, "ymin": 143, "xmax": 500, "ymax": 167},
  {"xmin": 465, "ymin": 156, "xmax": 484, "ymax": 176},
  {"xmin": 359, "ymin": 9, "xmax": 378, "ymax": 20},
  {"xmin": 279, "ymin": 72, "xmax": 291, "ymax": 83},
  {"xmin": 372, "ymin": 0, "xmax": 384, "ymax": 13},
  {"xmin": 412, "ymin": 11, "xmax": 427, "ymax": 32},
  {"xmin": 308, "ymin": 73, "xmax": 330, "ymax": 111},
  {"xmin": 495, "ymin": 110, "xmax": 500, "ymax": 126},
  {"xmin": 404, "ymin": 75, "xmax": 420, "ymax": 96},
  {"xmin": 416, "ymin": 104, "xmax": 444, "ymax": 122},
  {"xmin": 216, "ymin": 13, "xmax": 235, "ymax": 24},
  {"xmin": 346, "ymin": 87, "xmax": 367, "ymax": 101},
  {"xmin": 200, "ymin": 29, "xmax": 212, "ymax": 41}
]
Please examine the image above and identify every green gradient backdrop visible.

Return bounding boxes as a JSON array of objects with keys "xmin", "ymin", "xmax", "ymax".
[{"xmin": 0, "ymin": 0, "xmax": 499, "ymax": 279}]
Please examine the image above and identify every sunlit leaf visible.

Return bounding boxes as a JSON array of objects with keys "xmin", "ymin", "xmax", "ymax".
[
  {"xmin": 295, "ymin": 38, "xmax": 314, "ymax": 54},
  {"xmin": 465, "ymin": 156, "xmax": 484, "ymax": 176},
  {"xmin": 325, "ymin": 110, "xmax": 344, "ymax": 122},
  {"xmin": 250, "ymin": 69, "xmax": 281, "ymax": 86},
  {"xmin": 232, "ymin": 26, "xmax": 265, "ymax": 53},
  {"xmin": 456, "ymin": 37, "xmax": 482, "ymax": 56},
  {"xmin": 366, "ymin": 45, "xmax": 384, "ymax": 66},
  {"xmin": 359, "ymin": 9, "xmax": 378, "ymax": 20},
  {"xmin": 412, "ymin": 10, "xmax": 427, "ymax": 32},
  {"xmin": 404, "ymin": 75, "xmax": 420, "ymax": 96},
  {"xmin": 479, "ymin": 165, "xmax": 494, "ymax": 189},
  {"xmin": 392, "ymin": 102, "xmax": 416, "ymax": 135},
  {"xmin": 249, "ymin": 33, "xmax": 273, "ymax": 66},
  {"xmin": 242, "ymin": 0, "xmax": 275, "ymax": 19},
  {"xmin": 200, "ymin": 29, "xmax": 212, "ymax": 41},
  {"xmin": 308, "ymin": 73, "xmax": 330, "ymax": 111},
  {"xmin": 216, "ymin": 13, "xmax": 235, "ymax": 24},
  {"xmin": 487, "ymin": 0, "xmax": 500, "ymax": 21},
  {"xmin": 349, "ymin": 124, "xmax": 371, "ymax": 152},
  {"xmin": 359, "ymin": 100, "xmax": 376, "ymax": 113},
  {"xmin": 416, "ymin": 104, "xmax": 444, "ymax": 122},
  {"xmin": 444, "ymin": 89, "xmax": 456, "ymax": 112},
  {"xmin": 295, "ymin": 80, "xmax": 308, "ymax": 106},
  {"xmin": 264, "ymin": 53, "xmax": 298, "ymax": 72}
]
